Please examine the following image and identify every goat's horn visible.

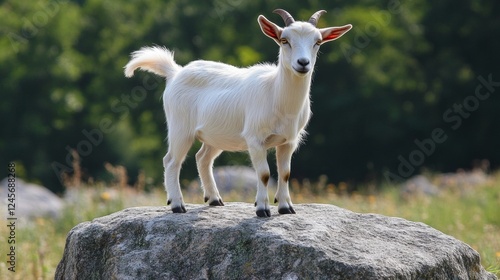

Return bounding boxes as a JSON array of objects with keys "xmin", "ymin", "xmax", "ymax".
[
  {"xmin": 308, "ymin": 10, "xmax": 327, "ymax": 27},
  {"xmin": 273, "ymin": 9, "xmax": 295, "ymax": 26}
]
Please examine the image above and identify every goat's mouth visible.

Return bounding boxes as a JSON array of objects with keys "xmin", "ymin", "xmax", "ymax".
[{"xmin": 293, "ymin": 66, "xmax": 310, "ymax": 75}]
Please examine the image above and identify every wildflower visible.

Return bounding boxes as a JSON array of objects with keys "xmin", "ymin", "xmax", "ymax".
[
  {"xmin": 100, "ymin": 191, "xmax": 112, "ymax": 201},
  {"xmin": 35, "ymin": 217, "xmax": 46, "ymax": 226},
  {"xmin": 368, "ymin": 195, "xmax": 377, "ymax": 204}
]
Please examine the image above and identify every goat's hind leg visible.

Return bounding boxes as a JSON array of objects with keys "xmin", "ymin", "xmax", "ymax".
[
  {"xmin": 164, "ymin": 133, "xmax": 194, "ymax": 213},
  {"xmin": 195, "ymin": 143, "xmax": 224, "ymax": 206}
]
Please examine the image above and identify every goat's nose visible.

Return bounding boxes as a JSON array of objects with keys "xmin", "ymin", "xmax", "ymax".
[{"xmin": 297, "ymin": 58, "xmax": 310, "ymax": 67}]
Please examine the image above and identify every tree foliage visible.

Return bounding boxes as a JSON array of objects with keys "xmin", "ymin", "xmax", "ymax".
[{"xmin": 1, "ymin": 0, "xmax": 499, "ymax": 192}]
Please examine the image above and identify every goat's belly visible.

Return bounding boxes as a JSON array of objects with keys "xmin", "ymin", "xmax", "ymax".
[{"xmin": 196, "ymin": 130, "xmax": 247, "ymax": 151}]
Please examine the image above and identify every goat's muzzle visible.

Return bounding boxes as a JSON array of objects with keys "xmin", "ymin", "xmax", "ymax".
[{"xmin": 293, "ymin": 58, "xmax": 311, "ymax": 75}]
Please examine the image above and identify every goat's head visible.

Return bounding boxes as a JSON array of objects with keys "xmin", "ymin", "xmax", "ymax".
[{"xmin": 258, "ymin": 9, "xmax": 352, "ymax": 76}]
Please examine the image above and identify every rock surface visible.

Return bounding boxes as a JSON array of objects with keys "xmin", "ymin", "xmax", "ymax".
[
  {"xmin": 56, "ymin": 203, "xmax": 496, "ymax": 280},
  {"xmin": 0, "ymin": 177, "xmax": 64, "ymax": 220}
]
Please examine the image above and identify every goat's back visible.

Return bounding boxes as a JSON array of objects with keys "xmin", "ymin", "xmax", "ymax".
[{"xmin": 164, "ymin": 60, "xmax": 278, "ymax": 117}]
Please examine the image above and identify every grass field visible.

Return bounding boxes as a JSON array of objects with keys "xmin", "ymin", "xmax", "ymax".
[{"xmin": 1, "ymin": 172, "xmax": 499, "ymax": 279}]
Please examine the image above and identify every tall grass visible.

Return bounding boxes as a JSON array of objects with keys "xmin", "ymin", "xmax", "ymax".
[{"xmin": 1, "ymin": 173, "xmax": 499, "ymax": 279}]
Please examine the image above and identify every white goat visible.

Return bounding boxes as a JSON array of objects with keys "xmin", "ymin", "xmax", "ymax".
[{"xmin": 124, "ymin": 9, "xmax": 352, "ymax": 217}]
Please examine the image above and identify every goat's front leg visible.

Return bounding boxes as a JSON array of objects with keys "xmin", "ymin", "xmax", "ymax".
[
  {"xmin": 247, "ymin": 142, "xmax": 271, "ymax": 217},
  {"xmin": 195, "ymin": 143, "xmax": 224, "ymax": 206},
  {"xmin": 275, "ymin": 142, "xmax": 297, "ymax": 214}
]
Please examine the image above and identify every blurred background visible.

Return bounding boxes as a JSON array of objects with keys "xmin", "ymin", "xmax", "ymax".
[
  {"xmin": 1, "ymin": 0, "xmax": 499, "ymax": 193},
  {"xmin": 1, "ymin": 1, "xmax": 500, "ymax": 277}
]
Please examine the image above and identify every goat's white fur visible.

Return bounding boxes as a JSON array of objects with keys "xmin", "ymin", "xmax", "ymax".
[{"xmin": 124, "ymin": 12, "xmax": 351, "ymax": 216}]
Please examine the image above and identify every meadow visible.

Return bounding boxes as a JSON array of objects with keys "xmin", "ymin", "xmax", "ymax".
[{"xmin": 1, "ymin": 172, "xmax": 499, "ymax": 279}]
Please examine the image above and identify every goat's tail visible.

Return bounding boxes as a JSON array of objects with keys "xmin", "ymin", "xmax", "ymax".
[{"xmin": 124, "ymin": 46, "xmax": 181, "ymax": 79}]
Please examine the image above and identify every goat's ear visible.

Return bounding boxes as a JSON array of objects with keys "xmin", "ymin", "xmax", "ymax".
[
  {"xmin": 258, "ymin": 15, "xmax": 282, "ymax": 45},
  {"xmin": 319, "ymin": 24, "xmax": 352, "ymax": 44}
]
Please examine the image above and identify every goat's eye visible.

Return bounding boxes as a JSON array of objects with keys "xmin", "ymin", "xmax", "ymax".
[
  {"xmin": 280, "ymin": 38, "xmax": 289, "ymax": 45},
  {"xmin": 315, "ymin": 40, "xmax": 322, "ymax": 46}
]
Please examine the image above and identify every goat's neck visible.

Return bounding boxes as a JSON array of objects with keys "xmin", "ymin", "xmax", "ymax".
[{"xmin": 274, "ymin": 62, "xmax": 312, "ymax": 115}]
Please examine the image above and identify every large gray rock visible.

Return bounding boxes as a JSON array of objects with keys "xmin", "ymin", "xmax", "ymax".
[
  {"xmin": 55, "ymin": 203, "xmax": 496, "ymax": 280},
  {"xmin": 0, "ymin": 177, "xmax": 64, "ymax": 220}
]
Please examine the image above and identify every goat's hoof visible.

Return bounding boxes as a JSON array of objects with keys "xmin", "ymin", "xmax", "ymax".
[
  {"xmin": 256, "ymin": 209, "xmax": 271, "ymax": 218},
  {"xmin": 171, "ymin": 205, "xmax": 187, "ymax": 213},
  {"xmin": 209, "ymin": 198, "xmax": 225, "ymax": 206},
  {"xmin": 278, "ymin": 206, "xmax": 296, "ymax": 214}
]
